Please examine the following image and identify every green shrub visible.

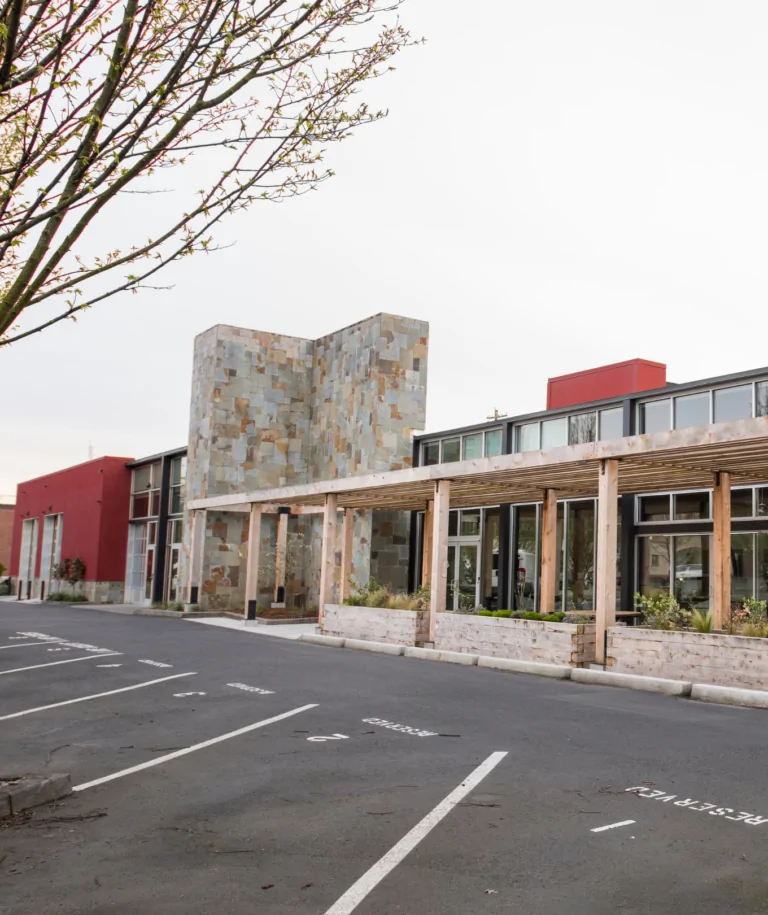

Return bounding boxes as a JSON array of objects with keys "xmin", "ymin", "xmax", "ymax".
[
  {"xmin": 477, "ymin": 609, "xmax": 493, "ymax": 616},
  {"xmin": 635, "ymin": 591, "xmax": 692, "ymax": 631},
  {"xmin": 342, "ymin": 578, "xmax": 429, "ymax": 611},
  {"xmin": 563, "ymin": 612, "xmax": 591, "ymax": 624},
  {"xmin": 691, "ymin": 609, "xmax": 714, "ymax": 633},
  {"xmin": 492, "ymin": 609, "xmax": 512, "ymax": 618},
  {"xmin": 511, "ymin": 610, "xmax": 527, "ymax": 619},
  {"xmin": 542, "ymin": 613, "xmax": 566, "ymax": 622},
  {"xmin": 524, "ymin": 611, "xmax": 543, "ymax": 620},
  {"xmin": 49, "ymin": 592, "xmax": 88, "ymax": 602}
]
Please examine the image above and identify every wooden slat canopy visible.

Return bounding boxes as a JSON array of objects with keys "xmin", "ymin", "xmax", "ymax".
[{"xmin": 187, "ymin": 417, "xmax": 768, "ymax": 513}]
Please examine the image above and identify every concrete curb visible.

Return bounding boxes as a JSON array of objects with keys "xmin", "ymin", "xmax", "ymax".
[
  {"xmin": 403, "ymin": 646, "xmax": 439, "ymax": 661},
  {"xmin": 691, "ymin": 683, "xmax": 768, "ymax": 708},
  {"xmin": 436, "ymin": 650, "xmax": 479, "ymax": 666},
  {"xmin": 344, "ymin": 638, "xmax": 405, "ymax": 656},
  {"xmin": 1, "ymin": 774, "xmax": 72, "ymax": 817},
  {"xmin": 571, "ymin": 668, "xmax": 693, "ymax": 696},
  {"xmin": 299, "ymin": 633, "xmax": 345, "ymax": 648},
  {"xmin": 477, "ymin": 656, "xmax": 572, "ymax": 679}
]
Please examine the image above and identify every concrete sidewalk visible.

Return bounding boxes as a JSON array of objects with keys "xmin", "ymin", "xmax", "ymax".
[{"xmin": 185, "ymin": 616, "xmax": 317, "ymax": 640}]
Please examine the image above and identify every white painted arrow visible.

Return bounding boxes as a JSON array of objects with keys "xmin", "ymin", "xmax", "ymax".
[
  {"xmin": 307, "ymin": 734, "xmax": 349, "ymax": 742},
  {"xmin": 174, "ymin": 692, "xmax": 207, "ymax": 698},
  {"xmin": 97, "ymin": 664, "xmax": 122, "ymax": 668}
]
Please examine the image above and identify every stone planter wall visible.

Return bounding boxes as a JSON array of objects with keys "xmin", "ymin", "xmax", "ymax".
[
  {"xmin": 608, "ymin": 627, "xmax": 768, "ymax": 689},
  {"xmin": 321, "ymin": 605, "xmax": 429, "ymax": 646},
  {"xmin": 435, "ymin": 614, "xmax": 596, "ymax": 666}
]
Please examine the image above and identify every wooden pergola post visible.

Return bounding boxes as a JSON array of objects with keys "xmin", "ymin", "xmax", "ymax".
[
  {"xmin": 421, "ymin": 500, "xmax": 434, "ymax": 586},
  {"xmin": 540, "ymin": 489, "xmax": 558, "ymax": 614},
  {"xmin": 713, "ymin": 471, "xmax": 732, "ymax": 629},
  {"xmin": 428, "ymin": 481, "xmax": 450, "ymax": 643},
  {"xmin": 244, "ymin": 504, "xmax": 262, "ymax": 619},
  {"xmin": 318, "ymin": 493, "xmax": 338, "ymax": 628},
  {"xmin": 273, "ymin": 508, "xmax": 289, "ymax": 606},
  {"xmin": 186, "ymin": 509, "xmax": 206, "ymax": 606},
  {"xmin": 595, "ymin": 459, "xmax": 619, "ymax": 664},
  {"xmin": 340, "ymin": 508, "xmax": 355, "ymax": 602}
]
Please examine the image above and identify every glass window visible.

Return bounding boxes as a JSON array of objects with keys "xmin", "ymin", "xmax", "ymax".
[
  {"xmin": 673, "ymin": 534, "xmax": 709, "ymax": 610},
  {"xmin": 171, "ymin": 456, "xmax": 186, "ymax": 486},
  {"xmin": 481, "ymin": 509, "xmax": 500, "ymax": 609},
  {"xmin": 462, "ymin": 433, "xmax": 483, "ymax": 460},
  {"xmin": 714, "ymin": 385, "xmax": 752, "ymax": 423},
  {"xmin": 441, "ymin": 438, "xmax": 461, "ymax": 463},
  {"xmin": 638, "ymin": 536, "xmax": 671, "ymax": 598},
  {"xmin": 731, "ymin": 533, "xmax": 755, "ymax": 606},
  {"xmin": 638, "ymin": 494, "xmax": 670, "ymax": 522},
  {"xmin": 757, "ymin": 488, "xmax": 768, "ymax": 517},
  {"xmin": 448, "ymin": 511, "xmax": 458, "ymax": 537},
  {"xmin": 566, "ymin": 500, "xmax": 595, "ymax": 611},
  {"xmin": 732, "ymin": 488, "xmax": 754, "ymax": 518},
  {"xmin": 674, "ymin": 392, "xmax": 710, "ymax": 429},
  {"xmin": 599, "ymin": 407, "xmax": 623, "ymax": 441},
  {"xmin": 170, "ymin": 486, "xmax": 184, "ymax": 515},
  {"xmin": 568, "ymin": 412, "xmax": 596, "ymax": 446},
  {"xmin": 541, "ymin": 417, "xmax": 567, "ymax": 450},
  {"xmin": 757, "ymin": 533, "xmax": 768, "ymax": 602},
  {"xmin": 460, "ymin": 509, "xmax": 480, "ymax": 537},
  {"xmin": 515, "ymin": 505, "xmax": 538, "ymax": 611},
  {"xmin": 640, "ymin": 399, "xmax": 671, "ymax": 434},
  {"xmin": 516, "ymin": 423, "xmax": 540, "ymax": 452},
  {"xmin": 673, "ymin": 491, "xmax": 709, "ymax": 520},
  {"xmin": 422, "ymin": 441, "xmax": 440, "ymax": 466},
  {"xmin": 485, "ymin": 429, "xmax": 503, "ymax": 457},
  {"xmin": 131, "ymin": 492, "xmax": 150, "ymax": 519},
  {"xmin": 757, "ymin": 382, "xmax": 768, "ymax": 418},
  {"xmin": 132, "ymin": 465, "xmax": 151, "ymax": 492}
]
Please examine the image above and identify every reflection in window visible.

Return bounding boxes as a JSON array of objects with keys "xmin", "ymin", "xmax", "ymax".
[
  {"xmin": 460, "ymin": 510, "xmax": 480, "ymax": 537},
  {"xmin": 714, "ymin": 385, "xmax": 752, "ymax": 423},
  {"xmin": 638, "ymin": 536, "xmax": 671, "ymax": 598},
  {"xmin": 731, "ymin": 488, "xmax": 754, "ymax": 518},
  {"xmin": 462, "ymin": 433, "xmax": 483, "ymax": 460},
  {"xmin": 757, "ymin": 382, "xmax": 768, "ymax": 418},
  {"xmin": 674, "ymin": 491, "xmax": 709, "ymax": 520},
  {"xmin": 515, "ymin": 505, "xmax": 538, "ymax": 610},
  {"xmin": 441, "ymin": 438, "xmax": 460, "ymax": 463},
  {"xmin": 516, "ymin": 423, "xmax": 540, "ymax": 452},
  {"xmin": 448, "ymin": 511, "xmax": 458, "ymax": 537},
  {"xmin": 599, "ymin": 407, "xmax": 623, "ymax": 441},
  {"xmin": 758, "ymin": 534, "xmax": 768, "ymax": 602},
  {"xmin": 541, "ymin": 417, "xmax": 567, "ymax": 450},
  {"xmin": 757, "ymin": 488, "xmax": 768, "ymax": 517},
  {"xmin": 566, "ymin": 501, "xmax": 594, "ymax": 611},
  {"xmin": 639, "ymin": 494, "xmax": 670, "ymax": 522},
  {"xmin": 640, "ymin": 399, "xmax": 671, "ymax": 434},
  {"xmin": 568, "ymin": 413, "xmax": 596, "ymax": 446},
  {"xmin": 675, "ymin": 392, "xmax": 710, "ymax": 429},
  {"xmin": 422, "ymin": 441, "xmax": 440, "ymax": 466},
  {"xmin": 485, "ymin": 429, "xmax": 503, "ymax": 457},
  {"xmin": 731, "ymin": 534, "xmax": 755, "ymax": 606},
  {"xmin": 674, "ymin": 535, "xmax": 709, "ymax": 610},
  {"xmin": 482, "ymin": 509, "xmax": 500, "ymax": 609}
]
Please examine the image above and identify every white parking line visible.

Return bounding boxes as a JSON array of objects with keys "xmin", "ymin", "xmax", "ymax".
[
  {"xmin": 0, "ymin": 654, "xmax": 121, "ymax": 676},
  {"xmin": 0, "ymin": 673, "xmax": 197, "ymax": 721},
  {"xmin": 591, "ymin": 820, "xmax": 636, "ymax": 833},
  {"xmin": 0, "ymin": 641, "xmax": 63, "ymax": 650},
  {"xmin": 74, "ymin": 703, "xmax": 318, "ymax": 791},
  {"xmin": 324, "ymin": 751, "xmax": 508, "ymax": 915}
]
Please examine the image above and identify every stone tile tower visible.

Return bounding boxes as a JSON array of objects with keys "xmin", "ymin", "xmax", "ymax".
[{"xmin": 183, "ymin": 313, "xmax": 428, "ymax": 610}]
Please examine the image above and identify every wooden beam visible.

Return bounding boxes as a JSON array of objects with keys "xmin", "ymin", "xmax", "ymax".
[
  {"xmin": 340, "ymin": 508, "xmax": 355, "ymax": 602},
  {"xmin": 595, "ymin": 459, "xmax": 619, "ymax": 664},
  {"xmin": 428, "ymin": 481, "xmax": 450, "ymax": 642},
  {"xmin": 421, "ymin": 500, "xmax": 434, "ymax": 586},
  {"xmin": 540, "ymin": 489, "xmax": 558, "ymax": 615},
  {"xmin": 713, "ymin": 471, "xmax": 731, "ymax": 629},
  {"xmin": 243, "ymin": 504, "xmax": 262, "ymax": 619},
  {"xmin": 186, "ymin": 510, "xmax": 206, "ymax": 606},
  {"xmin": 273, "ymin": 509, "xmax": 289, "ymax": 605},
  {"xmin": 318, "ymin": 493, "xmax": 338, "ymax": 627}
]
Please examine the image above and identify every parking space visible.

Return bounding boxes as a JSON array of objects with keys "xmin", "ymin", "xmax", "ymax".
[{"xmin": 2, "ymin": 604, "xmax": 767, "ymax": 914}]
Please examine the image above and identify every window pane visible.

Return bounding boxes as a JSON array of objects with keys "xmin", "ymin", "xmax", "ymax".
[
  {"xmin": 756, "ymin": 487, "xmax": 768, "ymax": 517},
  {"xmin": 460, "ymin": 509, "xmax": 480, "ymax": 537},
  {"xmin": 731, "ymin": 488, "xmax": 754, "ymax": 518},
  {"xmin": 422, "ymin": 441, "xmax": 440, "ymax": 466},
  {"xmin": 568, "ymin": 412, "xmax": 596, "ymax": 446},
  {"xmin": 638, "ymin": 536, "xmax": 671, "ymax": 597},
  {"xmin": 675, "ymin": 392, "xmax": 710, "ymax": 429},
  {"xmin": 673, "ymin": 491, "xmax": 709, "ymax": 520},
  {"xmin": 673, "ymin": 534, "xmax": 709, "ymax": 610},
  {"xmin": 485, "ymin": 429, "xmax": 503, "ymax": 457},
  {"xmin": 757, "ymin": 382, "xmax": 768, "ymax": 418},
  {"xmin": 170, "ymin": 487, "xmax": 183, "ymax": 514},
  {"xmin": 441, "ymin": 438, "xmax": 460, "ymax": 463},
  {"xmin": 131, "ymin": 492, "xmax": 150, "ymax": 519},
  {"xmin": 446, "ymin": 545, "xmax": 456, "ymax": 610},
  {"xmin": 541, "ymin": 417, "xmax": 567, "ymax": 449},
  {"xmin": 566, "ymin": 501, "xmax": 594, "ymax": 611},
  {"xmin": 481, "ymin": 508, "xmax": 500, "ymax": 609},
  {"xmin": 515, "ymin": 505, "xmax": 537, "ymax": 611},
  {"xmin": 151, "ymin": 491, "xmax": 161, "ymax": 516},
  {"xmin": 457, "ymin": 545, "xmax": 478, "ymax": 609},
  {"xmin": 757, "ymin": 534, "xmax": 768, "ymax": 602},
  {"xmin": 639, "ymin": 494, "xmax": 670, "ymax": 522},
  {"xmin": 462, "ymin": 433, "xmax": 483, "ymax": 460},
  {"xmin": 599, "ymin": 407, "xmax": 623, "ymax": 441},
  {"xmin": 516, "ymin": 423, "xmax": 539, "ymax": 452},
  {"xmin": 132, "ymin": 465, "xmax": 151, "ymax": 493},
  {"xmin": 714, "ymin": 385, "xmax": 752, "ymax": 423},
  {"xmin": 640, "ymin": 400, "xmax": 671, "ymax": 434},
  {"xmin": 448, "ymin": 510, "xmax": 458, "ymax": 537},
  {"xmin": 731, "ymin": 533, "xmax": 755, "ymax": 606}
]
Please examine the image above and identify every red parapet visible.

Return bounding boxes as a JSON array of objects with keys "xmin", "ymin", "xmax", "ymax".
[{"xmin": 547, "ymin": 359, "xmax": 667, "ymax": 411}]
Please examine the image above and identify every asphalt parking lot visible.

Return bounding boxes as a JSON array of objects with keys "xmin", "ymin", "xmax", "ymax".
[{"xmin": 2, "ymin": 604, "xmax": 768, "ymax": 915}]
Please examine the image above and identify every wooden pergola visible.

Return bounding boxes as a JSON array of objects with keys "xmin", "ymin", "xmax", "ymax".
[{"xmin": 187, "ymin": 417, "xmax": 768, "ymax": 662}]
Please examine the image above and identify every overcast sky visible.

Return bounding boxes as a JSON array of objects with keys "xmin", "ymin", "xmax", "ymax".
[{"xmin": 2, "ymin": 0, "xmax": 768, "ymax": 498}]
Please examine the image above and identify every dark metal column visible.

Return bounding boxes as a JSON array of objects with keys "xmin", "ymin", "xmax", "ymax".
[{"xmin": 151, "ymin": 456, "xmax": 172, "ymax": 605}]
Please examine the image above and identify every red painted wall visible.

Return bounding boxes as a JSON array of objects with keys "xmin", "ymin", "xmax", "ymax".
[
  {"xmin": 0, "ymin": 505, "xmax": 13, "ymax": 571},
  {"xmin": 547, "ymin": 359, "xmax": 667, "ymax": 410},
  {"xmin": 10, "ymin": 457, "xmax": 133, "ymax": 582}
]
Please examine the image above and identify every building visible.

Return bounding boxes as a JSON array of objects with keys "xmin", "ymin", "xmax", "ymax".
[
  {"xmin": 410, "ymin": 358, "xmax": 768, "ymax": 615},
  {"xmin": 0, "ymin": 498, "xmax": 13, "ymax": 576}
]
